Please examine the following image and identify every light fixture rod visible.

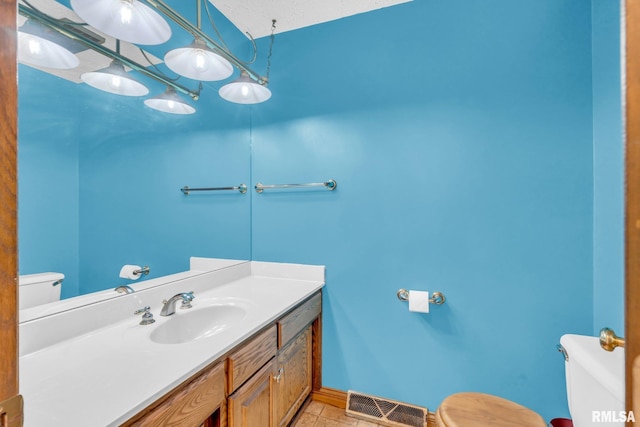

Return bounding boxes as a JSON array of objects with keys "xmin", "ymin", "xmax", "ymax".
[
  {"xmin": 196, "ymin": 0, "xmax": 202, "ymax": 29},
  {"xmin": 18, "ymin": 3, "xmax": 200, "ymax": 100},
  {"xmin": 142, "ymin": 0, "xmax": 266, "ymax": 84}
]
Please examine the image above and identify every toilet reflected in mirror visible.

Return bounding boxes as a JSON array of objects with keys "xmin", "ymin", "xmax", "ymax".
[{"xmin": 18, "ymin": 272, "xmax": 63, "ymax": 310}]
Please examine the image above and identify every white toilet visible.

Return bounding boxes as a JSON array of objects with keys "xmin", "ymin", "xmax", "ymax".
[
  {"xmin": 560, "ymin": 333, "xmax": 625, "ymax": 427},
  {"xmin": 18, "ymin": 272, "xmax": 64, "ymax": 310},
  {"xmin": 435, "ymin": 333, "xmax": 624, "ymax": 427}
]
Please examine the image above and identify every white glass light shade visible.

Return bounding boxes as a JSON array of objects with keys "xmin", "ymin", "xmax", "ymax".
[
  {"xmin": 219, "ymin": 71, "xmax": 272, "ymax": 104},
  {"xmin": 164, "ymin": 39, "xmax": 233, "ymax": 81},
  {"xmin": 81, "ymin": 60, "xmax": 149, "ymax": 96},
  {"xmin": 70, "ymin": 0, "xmax": 171, "ymax": 45},
  {"xmin": 144, "ymin": 87, "xmax": 196, "ymax": 114},
  {"xmin": 18, "ymin": 30, "xmax": 79, "ymax": 69}
]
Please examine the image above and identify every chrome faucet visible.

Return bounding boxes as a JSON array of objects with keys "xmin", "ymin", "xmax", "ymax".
[
  {"xmin": 134, "ymin": 306, "xmax": 155, "ymax": 325},
  {"xmin": 160, "ymin": 291, "xmax": 195, "ymax": 316}
]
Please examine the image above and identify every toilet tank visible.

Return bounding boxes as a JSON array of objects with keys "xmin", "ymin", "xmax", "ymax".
[
  {"xmin": 560, "ymin": 334, "xmax": 625, "ymax": 427},
  {"xmin": 18, "ymin": 272, "xmax": 64, "ymax": 310}
]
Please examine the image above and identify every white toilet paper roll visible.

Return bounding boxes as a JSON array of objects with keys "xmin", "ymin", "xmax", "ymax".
[
  {"xmin": 119, "ymin": 264, "xmax": 142, "ymax": 280},
  {"xmin": 408, "ymin": 290, "xmax": 430, "ymax": 313}
]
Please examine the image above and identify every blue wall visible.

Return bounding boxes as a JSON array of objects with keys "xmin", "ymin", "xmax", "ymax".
[
  {"xmin": 251, "ymin": 0, "xmax": 594, "ymax": 421},
  {"xmin": 18, "ymin": 66, "xmax": 81, "ymax": 298},
  {"xmin": 592, "ymin": 0, "xmax": 624, "ymax": 335},
  {"xmin": 18, "ymin": 0, "xmax": 254, "ymax": 295},
  {"xmin": 18, "ymin": 68, "xmax": 252, "ymax": 295},
  {"xmin": 76, "ymin": 95, "xmax": 252, "ymax": 294}
]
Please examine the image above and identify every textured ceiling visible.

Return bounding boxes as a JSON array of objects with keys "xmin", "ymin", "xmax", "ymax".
[{"xmin": 209, "ymin": 0, "xmax": 412, "ymax": 39}]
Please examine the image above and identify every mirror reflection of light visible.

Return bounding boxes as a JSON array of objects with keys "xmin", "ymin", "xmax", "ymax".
[
  {"xmin": 27, "ymin": 37, "xmax": 41, "ymax": 57},
  {"xmin": 18, "ymin": 31, "xmax": 80, "ymax": 69},
  {"xmin": 119, "ymin": 0, "xmax": 133, "ymax": 25}
]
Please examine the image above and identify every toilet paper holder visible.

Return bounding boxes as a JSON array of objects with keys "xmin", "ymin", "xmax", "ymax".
[
  {"xmin": 134, "ymin": 266, "xmax": 150, "ymax": 276},
  {"xmin": 397, "ymin": 289, "xmax": 446, "ymax": 305}
]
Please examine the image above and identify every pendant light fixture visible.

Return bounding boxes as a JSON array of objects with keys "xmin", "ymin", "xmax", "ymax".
[
  {"xmin": 81, "ymin": 59, "xmax": 149, "ymax": 96},
  {"xmin": 20, "ymin": 0, "xmax": 278, "ymax": 114},
  {"xmin": 70, "ymin": 0, "xmax": 171, "ymax": 45},
  {"xmin": 80, "ymin": 40, "xmax": 148, "ymax": 96},
  {"xmin": 218, "ymin": 20, "xmax": 277, "ymax": 105},
  {"xmin": 164, "ymin": 0, "xmax": 233, "ymax": 82},
  {"xmin": 18, "ymin": 31, "xmax": 79, "ymax": 70},
  {"xmin": 219, "ymin": 71, "xmax": 272, "ymax": 104},
  {"xmin": 18, "ymin": 19, "xmax": 79, "ymax": 69},
  {"xmin": 164, "ymin": 38, "xmax": 232, "ymax": 81},
  {"xmin": 144, "ymin": 86, "xmax": 196, "ymax": 114}
]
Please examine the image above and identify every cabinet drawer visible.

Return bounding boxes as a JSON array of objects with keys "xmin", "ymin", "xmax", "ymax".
[
  {"xmin": 130, "ymin": 360, "xmax": 225, "ymax": 427},
  {"xmin": 278, "ymin": 292, "xmax": 321, "ymax": 348},
  {"xmin": 228, "ymin": 325, "xmax": 277, "ymax": 393},
  {"xmin": 228, "ymin": 358, "xmax": 276, "ymax": 427}
]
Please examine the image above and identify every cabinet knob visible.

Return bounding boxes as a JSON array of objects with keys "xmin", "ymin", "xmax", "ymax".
[{"xmin": 275, "ymin": 367, "xmax": 284, "ymax": 383}]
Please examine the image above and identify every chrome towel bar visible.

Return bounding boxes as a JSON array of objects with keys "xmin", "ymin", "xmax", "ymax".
[
  {"xmin": 254, "ymin": 179, "xmax": 337, "ymax": 193},
  {"xmin": 397, "ymin": 289, "xmax": 446, "ymax": 305},
  {"xmin": 181, "ymin": 184, "xmax": 247, "ymax": 195}
]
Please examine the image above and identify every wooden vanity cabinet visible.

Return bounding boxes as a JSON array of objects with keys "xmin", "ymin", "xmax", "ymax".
[
  {"xmin": 272, "ymin": 292, "xmax": 320, "ymax": 426},
  {"xmin": 228, "ymin": 358, "xmax": 277, "ymax": 427},
  {"xmin": 122, "ymin": 291, "xmax": 322, "ymax": 427},
  {"xmin": 273, "ymin": 326, "xmax": 312, "ymax": 427},
  {"xmin": 227, "ymin": 325, "xmax": 278, "ymax": 394},
  {"xmin": 228, "ymin": 292, "xmax": 320, "ymax": 427},
  {"xmin": 123, "ymin": 360, "xmax": 226, "ymax": 427},
  {"xmin": 227, "ymin": 325, "xmax": 313, "ymax": 427},
  {"xmin": 227, "ymin": 325, "xmax": 278, "ymax": 427}
]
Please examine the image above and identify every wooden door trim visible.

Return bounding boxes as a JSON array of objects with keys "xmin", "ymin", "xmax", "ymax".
[
  {"xmin": 0, "ymin": 0, "xmax": 19, "ymax": 405},
  {"xmin": 626, "ymin": 0, "xmax": 640, "ymax": 417}
]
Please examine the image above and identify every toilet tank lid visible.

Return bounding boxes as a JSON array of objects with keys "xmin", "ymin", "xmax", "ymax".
[
  {"xmin": 18, "ymin": 272, "xmax": 64, "ymax": 287},
  {"xmin": 560, "ymin": 333, "xmax": 624, "ymax": 403}
]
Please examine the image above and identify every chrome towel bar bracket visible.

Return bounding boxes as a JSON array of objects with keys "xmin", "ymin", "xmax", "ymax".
[
  {"xmin": 254, "ymin": 179, "xmax": 337, "ymax": 193},
  {"xmin": 181, "ymin": 184, "xmax": 247, "ymax": 195},
  {"xmin": 396, "ymin": 289, "xmax": 446, "ymax": 305}
]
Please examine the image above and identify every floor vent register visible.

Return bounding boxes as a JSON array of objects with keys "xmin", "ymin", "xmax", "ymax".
[{"xmin": 346, "ymin": 390, "xmax": 429, "ymax": 427}]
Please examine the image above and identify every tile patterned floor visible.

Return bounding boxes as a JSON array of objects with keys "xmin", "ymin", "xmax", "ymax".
[{"xmin": 292, "ymin": 401, "xmax": 386, "ymax": 427}]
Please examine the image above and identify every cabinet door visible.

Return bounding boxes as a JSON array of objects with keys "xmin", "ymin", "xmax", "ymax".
[
  {"xmin": 228, "ymin": 358, "xmax": 276, "ymax": 427},
  {"xmin": 274, "ymin": 326, "xmax": 312, "ymax": 427},
  {"xmin": 126, "ymin": 361, "xmax": 226, "ymax": 427}
]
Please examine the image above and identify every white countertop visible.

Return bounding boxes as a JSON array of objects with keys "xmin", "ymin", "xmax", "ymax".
[{"xmin": 19, "ymin": 260, "xmax": 325, "ymax": 427}]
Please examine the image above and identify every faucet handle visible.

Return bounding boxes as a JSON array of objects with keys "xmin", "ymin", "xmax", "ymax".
[
  {"xmin": 134, "ymin": 306, "xmax": 151, "ymax": 315},
  {"xmin": 134, "ymin": 306, "xmax": 156, "ymax": 325},
  {"xmin": 181, "ymin": 291, "xmax": 195, "ymax": 309}
]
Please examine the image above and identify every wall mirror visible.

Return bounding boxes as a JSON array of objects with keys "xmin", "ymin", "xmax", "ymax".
[{"xmin": 17, "ymin": 0, "xmax": 254, "ymax": 318}]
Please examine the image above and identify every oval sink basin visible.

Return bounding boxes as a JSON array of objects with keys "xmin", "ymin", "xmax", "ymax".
[{"xmin": 150, "ymin": 304, "xmax": 246, "ymax": 344}]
